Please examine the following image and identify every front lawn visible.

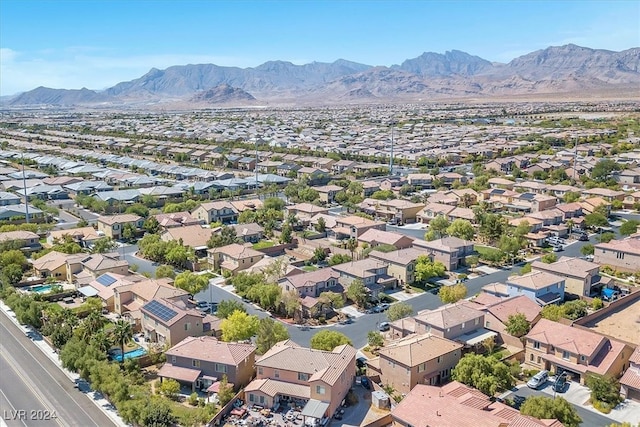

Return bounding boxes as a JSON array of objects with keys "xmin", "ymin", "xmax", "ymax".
[
  {"xmin": 474, "ymin": 245, "xmax": 502, "ymax": 258},
  {"xmin": 252, "ymin": 241, "xmax": 275, "ymax": 250}
]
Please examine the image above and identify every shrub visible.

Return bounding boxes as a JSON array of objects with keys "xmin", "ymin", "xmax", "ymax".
[
  {"xmin": 188, "ymin": 392, "xmax": 199, "ymax": 406},
  {"xmin": 591, "ymin": 298, "xmax": 604, "ymax": 310}
]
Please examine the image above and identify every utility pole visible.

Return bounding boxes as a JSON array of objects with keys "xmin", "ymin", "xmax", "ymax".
[
  {"xmin": 21, "ymin": 151, "xmax": 30, "ymax": 224},
  {"xmin": 389, "ymin": 122, "xmax": 396, "ymax": 176},
  {"xmin": 573, "ymin": 136, "xmax": 578, "ymax": 182}
]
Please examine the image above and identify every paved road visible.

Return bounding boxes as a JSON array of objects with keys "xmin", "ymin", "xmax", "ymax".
[
  {"xmin": 119, "ymin": 244, "xmax": 158, "ymax": 276},
  {"xmin": 0, "ymin": 313, "xmax": 116, "ymax": 427},
  {"xmin": 505, "ymin": 385, "xmax": 614, "ymax": 427}
]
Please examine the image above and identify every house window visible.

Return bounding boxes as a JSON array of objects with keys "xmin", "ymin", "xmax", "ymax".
[
  {"xmin": 562, "ymin": 351, "xmax": 570, "ymax": 360},
  {"xmin": 215, "ymin": 363, "xmax": 227, "ymax": 373},
  {"xmin": 530, "ymin": 354, "xmax": 534, "ymax": 361},
  {"xmin": 485, "ymin": 321, "xmax": 490, "ymax": 328},
  {"xmin": 184, "ymin": 322, "xmax": 191, "ymax": 331},
  {"xmin": 298, "ymin": 373, "xmax": 309, "ymax": 381},
  {"xmin": 316, "ymin": 385, "xmax": 325, "ymax": 395},
  {"xmin": 418, "ymin": 363, "xmax": 426, "ymax": 373},
  {"xmin": 258, "ymin": 367, "xmax": 263, "ymax": 375},
  {"xmin": 249, "ymin": 394, "xmax": 255, "ymax": 403},
  {"xmin": 437, "ymin": 356, "xmax": 441, "ymax": 364},
  {"xmin": 580, "ymin": 355, "xmax": 587, "ymax": 362},
  {"xmin": 192, "ymin": 359, "xmax": 200, "ymax": 368},
  {"xmin": 461, "ymin": 322, "xmax": 465, "ymax": 329},
  {"xmin": 474, "ymin": 318, "xmax": 479, "ymax": 325},
  {"xmin": 274, "ymin": 369, "xmax": 280, "ymax": 378},
  {"xmin": 533, "ymin": 341, "xmax": 540, "ymax": 349},
  {"xmin": 171, "ymin": 356, "xmax": 176, "ymax": 363}
]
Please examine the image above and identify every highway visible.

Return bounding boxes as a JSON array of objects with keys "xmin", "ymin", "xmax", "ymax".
[{"xmin": 0, "ymin": 313, "xmax": 116, "ymax": 427}]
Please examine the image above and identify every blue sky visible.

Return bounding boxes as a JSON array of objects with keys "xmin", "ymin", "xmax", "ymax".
[{"xmin": 1, "ymin": 0, "xmax": 639, "ymax": 95}]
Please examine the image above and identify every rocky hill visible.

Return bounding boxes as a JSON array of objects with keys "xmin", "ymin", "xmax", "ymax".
[{"xmin": 5, "ymin": 44, "xmax": 639, "ymax": 106}]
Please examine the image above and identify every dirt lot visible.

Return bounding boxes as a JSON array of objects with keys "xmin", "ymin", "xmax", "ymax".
[{"xmin": 585, "ymin": 299, "xmax": 640, "ymax": 345}]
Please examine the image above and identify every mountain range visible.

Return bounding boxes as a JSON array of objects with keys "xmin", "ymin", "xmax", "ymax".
[{"xmin": 6, "ymin": 44, "xmax": 640, "ymax": 107}]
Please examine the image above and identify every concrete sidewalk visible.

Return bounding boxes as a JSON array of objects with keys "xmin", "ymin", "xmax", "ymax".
[{"xmin": 0, "ymin": 301, "xmax": 129, "ymax": 427}]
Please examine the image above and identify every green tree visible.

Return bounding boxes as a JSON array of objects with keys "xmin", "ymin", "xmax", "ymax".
[
  {"xmin": 520, "ymin": 263, "xmax": 532, "ymax": 275},
  {"xmin": 541, "ymin": 253, "xmax": 557, "ymax": 264},
  {"xmin": 263, "ymin": 197, "xmax": 285, "ymax": 211},
  {"xmin": 427, "ymin": 215, "xmax": 450, "ymax": 239},
  {"xmin": 586, "ymin": 374, "xmax": 622, "ymax": 410},
  {"xmin": 328, "ymin": 253, "xmax": 351, "ymax": 266},
  {"xmin": 217, "ymin": 375, "xmax": 235, "ymax": 407},
  {"xmin": 446, "ymin": 219, "xmax": 475, "ymax": 241},
  {"xmin": 256, "ymin": 317, "xmax": 290, "ymax": 354},
  {"xmin": 314, "ymin": 216, "xmax": 327, "ymax": 233},
  {"xmin": 121, "ymin": 223, "xmax": 137, "ymax": 242},
  {"xmin": 345, "ymin": 238, "xmax": 358, "ymax": 260},
  {"xmin": 386, "ymin": 302, "xmax": 414, "ymax": 322},
  {"xmin": 140, "ymin": 399, "xmax": 175, "ymax": 427},
  {"xmin": 585, "ymin": 212, "xmax": 609, "ymax": 228},
  {"xmin": 499, "ymin": 235, "xmax": 522, "ymax": 265},
  {"xmin": 318, "ymin": 291, "xmax": 344, "ymax": 309},
  {"xmin": 174, "ymin": 271, "xmax": 209, "ymax": 295},
  {"xmin": 0, "ymin": 249, "xmax": 27, "ymax": 268},
  {"xmin": 143, "ymin": 217, "xmax": 160, "ymax": 234},
  {"xmin": 591, "ymin": 297, "xmax": 604, "ymax": 310},
  {"xmin": 155, "ymin": 265, "xmax": 175, "ymax": 279},
  {"xmin": 310, "ymin": 330, "xmax": 352, "ymax": 351},
  {"xmin": 216, "ymin": 300, "xmax": 246, "ymax": 319},
  {"xmin": 91, "ymin": 237, "xmax": 117, "ymax": 254},
  {"xmin": 438, "ymin": 283, "xmax": 467, "ymax": 304},
  {"xmin": 591, "ymin": 159, "xmax": 621, "ymax": 181},
  {"xmin": 279, "ymin": 224, "xmax": 293, "ymax": 244},
  {"xmin": 581, "ymin": 244, "xmax": 595, "ymax": 256},
  {"xmin": 221, "ymin": 310, "xmax": 259, "ymax": 342},
  {"xmin": 346, "ymin": 279, "xmax": 368, "ymax": 307},
  {"xmin": 598, "ymin": 232, "xmax": 616, "ymax": 243},
  {"xmin": 452, "ymin": 353, "xmax": 515, "ymax": 396},
  {"xmin": 620, "ymin": 220, "xmax": 640, "ymax": 236},
  {"xmin": 159, "ymin": 379, "xmax": 181, "ymax": 400},
  {"xmin": 111, "ymin": 320, "xmax": 133, "ymax": 364},
  {"xmin": 367, "ymin": 331, "xmax": 384, "ymax": 348},
  {"xmin": 207, "ymin": 226, "xmax": 239, "ymax": 248},
  {"xmin": 520, "ymin": 396, "xmax": 581, "ymax": 427},
  {"xmin": 478, "ymin": 213, "xmax": 507, "ymax": 244},
  {"xmin": 2, "ymin": 263, "xmax": 24, "ymax": 285},
  {"xmin": 505, "ymin": 312, "xmax": 530, "ymax": 337},
  {"xmin": 415, "ymin": 256, "xmax": 446, "ymax": 283},
  {"xmin": 563, "ymin": 191, "xmax": 581, "ymax": 203}
]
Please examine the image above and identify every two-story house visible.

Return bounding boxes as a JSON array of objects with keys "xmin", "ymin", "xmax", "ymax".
[
  {"xmin": 97, "ymin": 214, "xmax": 144, "ymax": 240},
  {"xmin": 285, "ymin": 203, "xmax": 330, "ymax": 224},
  {"xmin": 331, "ymin": 215, "xmax": 386, "ymax": 240},
  {"xmin": 159, "ymin": 336, "xmax": 255, "ymax": 392},
  {"xmin": 245, "ymin": 340, "xmax": 356, "ymax": 421},
  {"xmin": 357, "ymin": 229, "xmax": 414, "ymax": 250},
  {"xmin": 153, "ymin": 211, "xmax": 204, "ymax": 229},
  {"xmin": 113, "ymin": 278, "xmax": 189, "ymax": 317},
  {"xmin": 373, "ymin": 334, "xmax": 463, "ymax": 394},
  {"xmin": 191, "ymin": 201, "xmax": 239, "ymax": 224},
  {"xmin": 359, "ymin": 199, "xmax": 425, "ymax": 225},
  {"xmin": 505, "ymin": 271, "xmax": 565, "ymax": 306},
  {"xmin": 531, "ymin": 256, "xmax": 611, "ymax": 297},
  {"xmin": 525, "ymin": 319, "xmax": 632, "ymax": 384},
  {"xmin": 594, "ymin": 236, "xmax": 640, "ymax": 273},
  {"xmin": 0, "ymin": 230, "xmax": 41, "ymax": 252},
  {"xmin": 47, "ymin": 227, "xmax": 102, "ymax": 249},
  {"xmin": 278, "ymin": 268, "xmax": 342, "ymax": 299},
  {"xmin": 406, "ymin": 173, "xmax": 435, "ymax": 190},
  {"xmin": 314, "ymin": 185, "xmax": 343, "ymax": 205},
  {"xmin": 368, "ymin": 248, "xmax": 424, "ymax": 287},
  {"xmin": 332, "ymin": 258, "xmax": 397, "ymax": 296},
  {"xmin": 412, "ymin": 236, "xmax": 474, "ymax": 271},
  {"xmin": 620, "ymin": 347, "xmax": 640, "ymax": 402},
  {"xmin": 232, "ymin": 223, "xmax": 265, "ymax": 244},
  {"xmin": 141, "ymin": 298, "xmax": 221, "ymax": 347},
  {"xmin": 208, "ymin": 243, "xmax": 265, "ymax": 274}
]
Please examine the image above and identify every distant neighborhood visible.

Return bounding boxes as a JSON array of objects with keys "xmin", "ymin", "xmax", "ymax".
[{"xmin": 1, "ymin": 102, "xmax": 639, "ymax": 427}]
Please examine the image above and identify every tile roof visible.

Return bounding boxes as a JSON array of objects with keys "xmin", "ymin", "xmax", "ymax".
[
  {"xmin": 595, "ymin": 237, "xmax": 640, "ymax": 256},
  {"xmin": 97, "ymin": 214, "xmax": 142, "ymax": 225},
  {"xmin": 209, "ymin": 243, "xmax": 264, "ymax": 259},
  {"xmin": 166, "ymin": 336, "xmax": 255, "ymax": 365},
  {"xmin": 527, "ymin": 319, "xmax": 606, "ymax": 358},
  {"xmin": 531, "ymin": 256, "xmax": 599, "ymax": 279},
  {"xmin": 282, "ymin": 268, "xmax": 340, "ymax": 289},
  {"xmin": 378, "ymin": 333, "xmax": 463, "ymax": 367},
  {"xmin": 507, "ymin": 271, "xmax": 564, "ymax": 290},
  {"xmin": 485, "ymin": 295, "xmax": 542, "ymax": 324},
  {"xmin": 414, "ymin": 303, "xmax": 484, "ymax": 330}
]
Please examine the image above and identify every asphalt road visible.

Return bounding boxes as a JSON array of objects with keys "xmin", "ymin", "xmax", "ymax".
[
  {"xmin": 505, "ymin": 385, "xmax": 614, "ymax": 427},
  {"xmin": 0, "ymin": 313, "xmax": 116, "ymax": 427}
]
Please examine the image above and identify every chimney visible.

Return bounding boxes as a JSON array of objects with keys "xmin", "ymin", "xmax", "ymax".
[{"xmin": 436, "ymin": 410, "xmax": 441, "ymax": 417}]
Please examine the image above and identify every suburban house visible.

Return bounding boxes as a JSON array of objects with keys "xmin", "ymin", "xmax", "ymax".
[
  {"xmin": 245, "ymin": 340, "xmax": 356, "ymax": 421},
  {"xmin": 314, "ymin": 185, "xmax": 343, "ymax": 204},
  {"xmin": 141, "ymin": 298, "xmax": 222, "ymax": 346},
  {"xmin": 412, "ymin": 236, "xmax": 475, "ymax": 271},
  {"xmin": 332, "ymin": 258, "xmax": 397, "ymax": 296},
  {"xmin": 357, "ymin": 229, "xmax": 414, "ymax": 250},
  {"xmin": 153, "ymin": 211, "xmax": 204, "ymax": 229},
  {"xmin": 232, "ymin": 222, "xmax": 264, "ymax": 244},
  {"xmin": 407, "ymin": 173, "xmax": 434, "ymax": 189},
  {"xmin": 331, "ymin": 215, "xmax": 386, "ymax": 240},
  {"xmin": 191, "ymin": 201, "xmax": 239, "ymax": 224},
  {"xmin": 416, "ymin": 203, "xmax": 455, "ymax": 223},
  {"xmin": 412, "ymin": 304, "xmax": 496, "ymax": 351},
  {"xmin": 524, "ymin": 319, "xmax": 632, "ymax": 384},
  {"xmin": 285, "ymin": 203, "xmax": 330, "ymax": 223},
  {"xmin": 160, "ymin": 225, "xmax": 216, "ymax": 252},
  {"xmin": 359, "ymin": 199, "xmax": 425, "ymax": 224},
  {"xmin": 593, "ymin": 236, "xmax": 640, "ymax": 273},
  {"xmin": 97, "ymin": 214, "xmax": 144, "ymax": 240},
  {"xmin": 372, "ymin": 334, "xmax": 463, "ymax": 394},
  {"xmin": 47, "ymin": 227, "xmax": 102, "ymax": 249},
  {"xmin": 620, "ymin": 346, "xmax": 640, "ymax": 402},
  {"xmin": 0, "ymin": 230, "xmax": 41, "ymax": 252},
  {"xmin": 31, "ymin": 251, "xmax": 77, "ymax": 280},
  {"xmin": 505, "ymin": 271, "xmax": 565, "ymax": 306},
  {"xmin": 278, "ymin": 268, "xmax": 342, "ymax": 298},
  {"xmin": 368, "ymin": 248, "xmax": 424, "ymax": 287},
  {"xmin": 208, "ymin": 243, "xmax": 265, "ymax": 273},
  {"xmin": 0, "ymin": 191, "xmax": 21, "ymax": 206},
  {"xmin": 78, "ymin": 273, "xmax": 141, "ymax": 312},
  {"xmin": 158, "ymin": 336, "xmax": 256, "ymax": 393},
  {"xmin": 392, "ymin": 381, "xmax": 562, "ymax": 427},
  {"xmin": 113, "ymin": 278, "xmax": 189, "ymax": 318},
  {"xmin": 531, "ymin": 256, "xmax": 610, "ymax": 297},
  {"xmin": 66, "ymin": 253, "xmax": 129, "ymax": 285}
]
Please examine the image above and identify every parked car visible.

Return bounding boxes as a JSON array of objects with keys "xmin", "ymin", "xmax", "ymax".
[
  {"xmin": 378, "ymin": 303, "xmax": 390, "ymax": 311},
  {"xmin": 378, "ymin": 322, "xmax": 390, "ymax": 332},
  {"xmin": 552, "ymin": 245, "xmax": 564, "ymax": 252},
  {"xmin": 360, "ymin": 377, "xmax": 371, "ymax": 390},
  {"xmin": 578, "ymin": 233, "xmax": 589, "ymax": 241},
  {"xmin": 527, "ymin": 370, "xmax": 549, "ymax": 389}
]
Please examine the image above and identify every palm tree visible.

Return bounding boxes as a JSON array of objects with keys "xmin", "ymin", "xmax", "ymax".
[
  {"xmin": 78, "ymin": 311, "xmax": 106, "ymax": 341},
  {"xmin": 90, "ymin": 330, "xmax": 113, "ymax": 353},
  {"xmin": 346, "ymin": 238, "xmax": 358, "ymax": 261},
  {"xmin": 566, "ymin": 219, "xmax": 575, "ymax": 236},
  {"xmin": 111, "ymin": 320, "xmax": 133, "ymax": 364}
]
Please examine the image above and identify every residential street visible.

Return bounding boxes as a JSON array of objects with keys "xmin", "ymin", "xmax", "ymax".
[{"xmin": 0, "ymin": 312, "xmax": 117, "ymax": 427}]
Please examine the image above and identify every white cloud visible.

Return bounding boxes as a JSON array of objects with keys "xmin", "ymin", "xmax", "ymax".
[{"xmin": 0, "ymin": 47, "xmax": 254, "ymax": 96}]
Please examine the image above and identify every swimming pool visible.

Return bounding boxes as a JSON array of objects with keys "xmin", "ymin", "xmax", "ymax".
[
  {"xmin": 30, "ymin": 284, "xmax": 52, "ymax": 293},
  {"xmin": 111, "ymin": 347, "xmax": 147, "ymax": 362}
]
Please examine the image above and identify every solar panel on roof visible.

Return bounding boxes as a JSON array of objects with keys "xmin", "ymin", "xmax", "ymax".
[
  {"xmin": 96, "ymin": 274, "xmax": 117, "ymax": 287},
  {"xmin": 520, "ymin": 193, "xmax": 536, "ymax": 200},
  {"xmin": 492, "ymin": 189, "xmax": 505, "ymax": 194},
  {"xmin": 143, "ymin": 300, "xmax": 178, "ymax": 322}
]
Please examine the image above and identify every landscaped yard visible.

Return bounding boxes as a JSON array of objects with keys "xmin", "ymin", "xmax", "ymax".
[
  {"xmin": 252, "ymin": 241, "xmax": 275, "ymax": 250},
  {"xmin": 474, "ymin": 245, "xmax": 502, "ymax": 258},
  {"xmin": 302, "ymin": 265, "xmax": 318, "ymax": 272}
]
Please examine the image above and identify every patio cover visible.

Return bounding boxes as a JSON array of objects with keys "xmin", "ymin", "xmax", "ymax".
[
  {"xmin": 536, "ymin": 292, "xmax": 562, "ymax": 305},
  {"xmin": 77, "ymin": 285, "xmax": 99, "ymax": 297},
  {"xmin": 301, "ymin": 399, "xmax": 329, "ymax": 420},
  {"xmin": 157, "ymin": 363, "xmax": 201, "ymax": 383},
  {"xmin": 457, "ymin": 329, "xmax": 498, "ymax": 346}
]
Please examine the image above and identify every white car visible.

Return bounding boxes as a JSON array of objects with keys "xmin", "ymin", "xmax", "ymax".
[{"xmin": 527, "ymin": 370, "xmax": 549, "ymax": 389}]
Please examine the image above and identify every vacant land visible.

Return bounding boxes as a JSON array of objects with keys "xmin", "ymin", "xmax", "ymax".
[{"xmin": 585, "ymin": 298, "xmax": 640, "ymax": 345}]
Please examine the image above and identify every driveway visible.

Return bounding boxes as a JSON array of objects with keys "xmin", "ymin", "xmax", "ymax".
[{"xmin": 331, "ymin": 384, "xmax": 372, "ymax": 427}]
